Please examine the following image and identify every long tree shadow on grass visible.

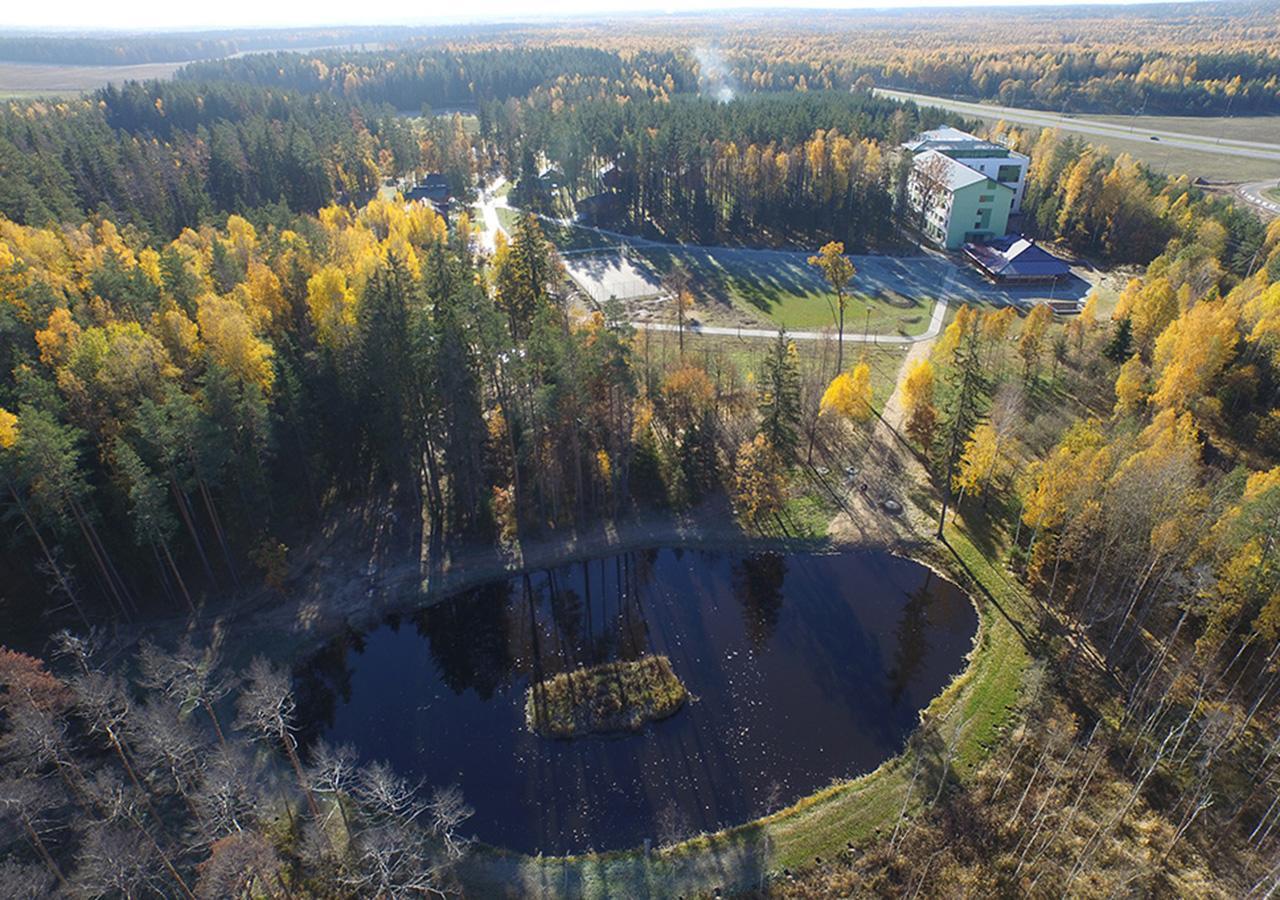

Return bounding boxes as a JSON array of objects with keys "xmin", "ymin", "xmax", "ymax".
[{"xmin": 939, "ymin": 531, "xmax": 1041, "ymax": 658}]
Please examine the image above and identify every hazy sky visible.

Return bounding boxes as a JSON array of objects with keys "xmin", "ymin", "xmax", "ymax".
[{"xmin": 2, "ymin": 0, "xmax": 1185, "ymax": 34}]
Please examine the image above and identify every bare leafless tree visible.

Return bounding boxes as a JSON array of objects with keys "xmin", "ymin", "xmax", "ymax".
[
  {"xmin": 138, "ymin": 639, "xmax": 234, "ymax": 748},
  {"xmin": 427, "ymin": 783, "xmax": 475, "ymax": 860},
  {"xmin": 306, "ymin": 740, "xmax": 359, "ymax": 835},
  {"xmin": 0, "ymin": 856, "xmax": 56, "ymax": 899},
  {"xmin": 0, "ymin": 777, "xmax": 70, "ymax": 891},
  {"xmin": 70, "ymin": 671, "xmax": 163, "ymax": 822},
  {"xmin": 194, "ymin": 831, "xmax": 283, "ymax": 900},
  {"xmin": 51, "ymin": 629, "xmax": 102, "ymax": 676},
  {"xmin": 73, "ymin": 821, "xmax": 166, "ymax": 899},
  {"xmin": 343, "ymin": 820, "xmax": 449, "ymax": 899},
  {"xmin": 189, "ymin": 743, "xmax": 266, "ymax": 845},
  {"xmin": 128, "ymin": 702, "xmax": 204, "ymax": 793},
  {"xmin": 83, "ymin": 770, "xmax": 196, "ymax": 899},
  {"xmin": 1, "ymin": 704, "xmax": 90, "ymax": 804},
  {"xmin": 353, "ymin": 761, "xmax": 427, "ymax": 826},
  {"xmin": 235, "ymin": 657, "xmax": 320, "ymax": 821}
]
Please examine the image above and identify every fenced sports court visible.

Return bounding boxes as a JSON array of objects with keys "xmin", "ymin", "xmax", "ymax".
[{"xmin": 560, "ymin": 245, "xmax": 666, "ymax": 305}]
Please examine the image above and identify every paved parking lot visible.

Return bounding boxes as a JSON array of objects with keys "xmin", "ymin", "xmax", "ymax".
[{"xmin": 563, "ymin": 243, "xmax": 1093, "ymax": 311}]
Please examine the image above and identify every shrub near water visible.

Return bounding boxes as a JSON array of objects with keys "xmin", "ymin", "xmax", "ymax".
[{"xmin": 525, "ymin": 654, "xmax": 689, "ymax": 738}]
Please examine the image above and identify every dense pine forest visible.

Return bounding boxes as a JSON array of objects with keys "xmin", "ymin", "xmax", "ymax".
[{"xmin": 1, "ymin": 7, "xmax": 1280, "ymax": 897}]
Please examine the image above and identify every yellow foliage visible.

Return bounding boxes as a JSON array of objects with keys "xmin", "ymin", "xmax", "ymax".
[
  {"xmin": 224, "ymin": 215, "xmax": 258, "ymax": 265},
  {"xmin": 35, "ymin": 307, "xmax": 81, "ymax": 367},
  {"xmin": 934, "ymin": 304, "xmax": 978, "ymax": 362},
  {"xmin": 152, "ymin": 306, "xmax": 200, "ymax": 367},
  {"xmin": 1150, "ymin": 297, "xmax": 1239, "ymax": 412},
  {"xmin": 980, "ymin": 306, "xmax": 1017, "ymax": 347},
  {"xmin": 65, "ymin": 321, "xmax": 179, "ymax": 406},
  {"xmin": 137, "ymin": 247, "xmax": 162, "ymax": 285},
  {"xmin": 1244, "ymin": 281, "xmax": 1280, "ymax": 365},
  {"xmin": 734, "ymin": 434, "xmax": 787, "ymax": 525},
  {"xmin": 661, "ymin": 366, "xmax": 715, "ymax": 427},
  {"xmin": 306, "ymin": 265, "xmax": 358, "ymax": 350},
  {"xmin": 318, "ymin": 204, "xmax": 352, "ymax": 232},
  {"xmin": 1018, "ymin": 303, "xmax": 1053, "ymax": 371},
  {"xmin": 234, "ymin": 262, "xmax": 289, "ymax": 334},
  {"xmin": 632, "ymin": 397, "xmax": 654, "ymax": 441},
  {"xmin": 197, "ymin": 294, "xmax": 275, "ymax": 394},
  {"xmin": 1022, "ymin": 420, "xmax": 1110, "ymax": 531},
  {"xmin": 807, "ymin": 241, "xmax": 856, "ymax": 305},
  {"xmin": 901, "ymin": 357, "xmax": 934, "ymax": 415},
  {"xmin": 1113, "ymin": 354, "xmax": 1149, "ymax": 416},
  {"xmin": 0, "ymin": 406, "xmax": 17, "ymax": 450},
  {"xmin": 1113, "ymin": 277, "xmax": 1142, "ymax": 320},
  {"xmin": 954, "ymin": 422, "xmax": 1008, "ymax": 500},
  {"xmin": 820, "ymin": 363, "xmax": 873, "ymax": 421},
  {"xmin": 406, "ymin": 203, "xmax": 448, "ymax": 246},
  {"xmin": 1127, "ymin": 276, "xmax": 1179, "ymax": 347}
]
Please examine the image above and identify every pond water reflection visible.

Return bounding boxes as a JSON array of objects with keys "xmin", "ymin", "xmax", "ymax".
[{"xmin": 294, "ymin": 548, "xmax": 976, "ymax": 854}]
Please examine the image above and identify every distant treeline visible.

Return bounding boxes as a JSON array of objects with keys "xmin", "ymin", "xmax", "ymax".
[
  {"xmin": 178, "ymin": 45, "xmax": 701, "ymax": 109},
  {"xmin": 0, "ymin": 27, "xmax": 408, "ymax": 65}
]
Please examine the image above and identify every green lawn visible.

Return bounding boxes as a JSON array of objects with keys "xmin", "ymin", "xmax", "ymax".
[
  {"xmin": 633, "ymin": 244, "xmax": 932, "ymax": 337},
  {"xmin": 507, "ymin": 210, "xmax": 934, "ymax": 338}
]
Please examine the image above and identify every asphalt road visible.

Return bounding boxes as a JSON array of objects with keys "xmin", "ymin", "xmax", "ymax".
[
  {"xmin": 1239, "ymin": 181, "xmax": 1280, "ymax": 218},
  {"xmin": 875, "ymin": 89, "xmax": 1280, "ymax": 164}
]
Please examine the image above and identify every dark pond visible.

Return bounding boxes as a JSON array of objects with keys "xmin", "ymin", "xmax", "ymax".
[{"xmin": 294, "ymin": 548, "xmax": 977, "ymax": 855}]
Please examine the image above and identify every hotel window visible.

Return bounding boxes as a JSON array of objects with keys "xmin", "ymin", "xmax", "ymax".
[{"xmin": 979, "ymin": 194, "xmax": 994, "ymax": 203}]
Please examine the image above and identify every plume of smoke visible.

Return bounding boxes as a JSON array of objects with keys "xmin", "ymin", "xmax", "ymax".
[{"xmin": 694, "ymin": 46, "xmax": 737, "ymax": 103}]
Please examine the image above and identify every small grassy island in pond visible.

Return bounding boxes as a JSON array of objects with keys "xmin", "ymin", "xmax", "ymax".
[{"xmin": 525, "ymin": 654, "xmax": 689, "ymax": 738}]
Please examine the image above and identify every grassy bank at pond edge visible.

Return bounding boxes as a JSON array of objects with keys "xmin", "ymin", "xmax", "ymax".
[{"xmin": 456, "ymin": 523, "xmax": 1035, "ymax": 897}]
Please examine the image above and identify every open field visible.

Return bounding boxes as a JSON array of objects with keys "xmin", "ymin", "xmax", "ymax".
[
  {"xmin": 876, "ymin": 88, "xmax": 1280, "ymax": 184},
  {"xmin": 1086, "ymin": 112, "xmax": 1280, "ymax": 146},
  {"xmin": 0, "ymin": 61, "xmax": 185, "ymax": 97}
]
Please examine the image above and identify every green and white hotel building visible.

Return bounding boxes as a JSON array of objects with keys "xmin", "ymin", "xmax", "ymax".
[{"xmin": 904, "ymin": 127, "xmax": 1028, "ymax": 250}]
